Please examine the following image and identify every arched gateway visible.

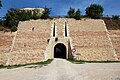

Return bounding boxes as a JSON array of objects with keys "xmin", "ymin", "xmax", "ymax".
[{"xmin": 54, "ymin": 43, "xmax": 66, "ymax": 59}]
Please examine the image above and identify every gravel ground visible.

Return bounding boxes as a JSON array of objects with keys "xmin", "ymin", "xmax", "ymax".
[{"xmin": 0, "ymin": 59, "xmax": 120, "ymax": 80}]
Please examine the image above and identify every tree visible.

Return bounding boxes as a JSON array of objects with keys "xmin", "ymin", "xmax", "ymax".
[
  {"xmin": 32, "ymin": 9, "xmax": 40, "ymax": 20},
  {"xmin": 0, "ymin": 0, "xmax": 3, "ymax": 31},
  {"xmin": 4, "ymin": 7, "xmax": 51, "ymax": 32},
  {"xmin": 75, "ymin": 9, "xmax": 81, "ymax": 20},
  {"xmin": 0, "ymin": 0, "xmax": 2, "ymax": 9},
  {"xmin": 0, "ymin": 20, "xmax": 4, "ymax": 31},
  {"xmin": 41, "ymin": 7, "xmax": 51, "ymax": 19},
  {"xmin": 67, "ymin": 7, "xmax": 75, "ymax": 18},
  {"xmin": 16, "ymin": 10, "xmax": 26, "ymax": 21},
  {"xmin": 85, "ymin": 4, "xmax": 104, "ymax": 19},
  {"xmin": 5, "ymin": 8, "xmax": 19, "ymax": 28},
  {"xmin": 11, "ymin": 26, "xmax": 17, "ymax": 32}
]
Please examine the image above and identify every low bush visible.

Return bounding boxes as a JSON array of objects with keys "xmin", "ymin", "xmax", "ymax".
[
  {"xmin": 2, "ymin": 7, "xmax": 51, "ymax": 32},
  {"xmin": 112, "ymin": 15, "xmax": 119, "ymax": 20},
  {"xmin": 11, "ymin": 26, "xmax": 17, "ymax": 32}
]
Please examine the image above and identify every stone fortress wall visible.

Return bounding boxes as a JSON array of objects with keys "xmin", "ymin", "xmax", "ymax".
[
  {"xmin": 0, "ymin": 18, "xmax": 120, "ymax": 65},
  {"xmin": 10, "ymin": 20, "xmax": 51, "ymax": 65},
  {"xmin": 109, "ymin": 30, "xmax": 120, "ymax": 60},
  {"xmin": 0, "ymin": 32, "xmax": 14, "ymax": 65},
  {"xmin": 67, "ymin": 19, "xmax": 117, "ymax": 61}
]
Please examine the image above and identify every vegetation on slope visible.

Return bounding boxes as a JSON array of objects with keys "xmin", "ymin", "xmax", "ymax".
[
  {"xmin": 68, "ymin": 59, "xmax": 120, "ymax": 64},
  {"xmin": 103, "ymin": 16, "xmax": 120, "ymax": 30},
  {"xmin": 41, "ymin": 7, "xmax": 51, "ymax": 19},
  {"xmin": 0, "ymin": 7, "xmax": 51, "ymax": 32},
  {"xmin": 0, "ymin": 3, "xmax": 119, "ymax": 32}
]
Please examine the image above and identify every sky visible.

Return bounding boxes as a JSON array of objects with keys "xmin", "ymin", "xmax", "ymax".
[{"xmin": 0, "ymin": 0, "xmax": 120, "ymax": 17}]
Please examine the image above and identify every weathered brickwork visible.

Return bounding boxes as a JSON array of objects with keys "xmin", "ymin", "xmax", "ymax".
[
  {"xmin": 10, "ymin": 20, "xmax": 51, "ymax": 65},
  {"xmin": 0, "ymin": 32, "xmax": 14, "ymax": 65},
  {"xmin": 0, "ymin": 18, "xmax": 119, "ymax": 65},
  {"xmin": 67, "ymin": 19, "xmax": 115, "ymax": 61},
  {"xmin": 109, "ymin": 30, "xmax": 120, "ymax": 60}
]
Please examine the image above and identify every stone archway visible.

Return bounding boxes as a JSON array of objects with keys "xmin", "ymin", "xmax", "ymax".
[{"xmin": 54, "ymin": 43, "xmax": 66, "ymax": 59}]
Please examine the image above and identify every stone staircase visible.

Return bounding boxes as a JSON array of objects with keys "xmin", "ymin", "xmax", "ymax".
[
  {"xmin": 67, "ymin": 18, "xmax": 116, "ymax": 61},
  {"xmin": 55, "ymin": 18, "xmax": 66, "ymax": 38},
  {"xmin": 44, "ymin": 19, "xmax": 71, "ymax": 60},
  {"xmin": 9, "ymin": 19, "xmax": 51, "ymax": 65},
  {"xmin": 109, "ymin": 30, "xmax": 120, "ymax": 60},
  {"xmin": 0, "ymin": 32, "xmax": 14, "ymax": 65},
  {"xmin": 1, "ymin": 18, "xmax": 119, "ymax": 65}
]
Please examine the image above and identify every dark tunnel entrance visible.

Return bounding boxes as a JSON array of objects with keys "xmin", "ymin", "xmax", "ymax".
[{"xmin": 54, "ymin": 43, "xmax": 66, "ymax": 59}]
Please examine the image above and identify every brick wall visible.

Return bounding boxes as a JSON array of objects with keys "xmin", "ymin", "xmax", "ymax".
[
  {"xmin": 10, "ymin": 19, "xmax": 51, "ymax": 65},
  {"xmin": 0, "ymin": 32, "xmax": 14, "ymax": 65},
  {"xmin": 109, "ymin": 30, "xmax": 120, "ymax": 60},
  {"xmin": 0, "ymin": 18, "xmax": 119, "ymax": 65},
  {"xmin": 67, "ymin": 18, "xmax": 115, "ymax": 61}
]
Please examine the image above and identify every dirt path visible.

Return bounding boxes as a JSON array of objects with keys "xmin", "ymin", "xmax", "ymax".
[{"xmin": 0, "ymin": 59, "xmax": 120, "ymax": 80}]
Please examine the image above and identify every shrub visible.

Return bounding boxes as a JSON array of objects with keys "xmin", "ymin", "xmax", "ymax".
[
  {"xmin": 112, "ymin": 15, "xmax": 119, "ymax": 20},
  {"xmin": 5, "ymin": 8, "xmax": 47, "ymax": 32},
  {"xmin": 85, "ymin": 4, "xmax": 104, "ymax": 19},
  {"xmin": 4, "ymin": 7, "xmax": 49, "ymax": 31},
  {"xmin": 32, "ymin": 9, "xmax": 41, "ymax": 20},
  {"xmin": 0, "ymin": 20, "xmax": 5, "ymax": 26},
  {"xmin": 11, "ymin": 26, "xmax": 17, "ymax": 32},
  {"xmin": 16, "ymin": 10, "xmax": 33, "ymax": 21},
  {"xmin": 67, "ymin": 7, "xmax": 75, "ymax": 18},
  {"xmin": 103, "ymin": 15, "xmax": 111, "ymax": 20},
  {"xmin": 41, "ymin": 7, "xmax": 51, "ymax": 19},
  {"xmin": 75, "ymin": 9, "xmax": 81, "ymax": 20},
  {"xmin": 0, "ymin": 20, "xmax": 5, "ymax": 31},
  {"xmin": 0, "ymin": 26, "xmax": 3, "ymax": 31},
  {"xmin": 5, "ymin": 8, "xmax": 19, "ymax": 28}
]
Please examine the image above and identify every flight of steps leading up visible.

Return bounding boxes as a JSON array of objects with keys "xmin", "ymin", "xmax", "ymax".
[
  {"xmin": 55, "ymin": 19, "xmax": 66, "ymax": 38},
  {"xmin": 67, "ymin": 18, "xmax": 116, "ymax": 61},
  {"xmin": 1, "ymin": 18, "xmax": 119, "ymax": 65},
  {"xmin": 109, "ymin": 30, "xmax": 120, "ymax": 60},
  {"xmin": 10, "ymin": 19, "xmax": 51, "ymax": 65},
  {"xmin": 0, "ymin": 32, "xmax": 14, "ymax": 65}
]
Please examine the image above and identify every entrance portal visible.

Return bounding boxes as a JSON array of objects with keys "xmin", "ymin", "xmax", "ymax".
[{"xmin": 54, "ymin": 43, "xmax": 66, "ymax": 59}]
